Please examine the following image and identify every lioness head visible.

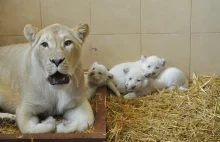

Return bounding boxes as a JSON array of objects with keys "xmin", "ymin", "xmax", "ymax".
[
  {"xmin": 141, "ymin": 56, "xmax": 166, "ymax": 78},
  {"xmin": 123, "ymin": 67, "xmax": 149, "ymax": 93},
  {"xmin": 88, "ymin": 62, "xmax": 113, "ymax": 87},
  {"xmin": 24, "ymin": 23, "xmax": 89, "ymax": 85}
]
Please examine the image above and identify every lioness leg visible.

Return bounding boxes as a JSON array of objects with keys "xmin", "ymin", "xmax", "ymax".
[
  {"xmin": 16, "ymin": 105, "xmax": 56, "ymax": 133},
  {"xmin": 56, "ymin": 100, "xmax": 94, "ymax": 133}
]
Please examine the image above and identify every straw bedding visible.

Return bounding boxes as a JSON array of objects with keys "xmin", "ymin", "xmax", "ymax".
[
  {"xmin": 107, "ymin": 74, "xmax": 220, "ymax": 141},
  {"xmin": 0, "ymin": 75, "xmax": 219, "ymax": 142}
]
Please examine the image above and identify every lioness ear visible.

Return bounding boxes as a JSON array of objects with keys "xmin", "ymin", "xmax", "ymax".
[
  {"xmin": 123, "ymin": 68, "xmax": 130, "ymax": 74},
  {"xmin": 161, "ymin": 58, "xmax": 166, "ymax": 66},
  {"xmin": 73, "ymin": 23, "xmax": 89, "ymax": 44},
  {"xmin": 24, "ymin": 24, "xmax": 39, "ymax": 42}
]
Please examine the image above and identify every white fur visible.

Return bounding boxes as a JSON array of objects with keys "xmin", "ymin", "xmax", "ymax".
[
  {"xmin": 0, "ymin": 23, "xmax": 94, "ymax": 133},
  {"xmin": 0, "ymin": 112, "xmax": 16, "ymax": 121},
  {"xmin": 123, "ymin": 67, "xmax": 153, "ymax": 99},
  {"xmin": 108, "ymin": 62, "xmax": 140, "ymax": 95},
  {"xmin": 152, "ymin": 67, "xmax": 189, "ymax": 91},
  {"xmin": 85, "ymin": 62, "xmax": 113, "ymax": 100},
  {"xmin": 108, "ymin": 55, "xmax": 148, "ymax": 95},
  {"xmin": 140, "ymin": 56, "xmax": 189, "ymax": 91},
  {"xmin": 141, "ymin": 56, "xmax": 166, "ymax": 78}
]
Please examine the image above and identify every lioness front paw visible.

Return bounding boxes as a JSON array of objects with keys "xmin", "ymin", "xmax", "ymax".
[
  {"xmin": 42, "ymin": 116, "xmax": 56, "ymax": 124},
  {"xmin": 56, "ymin": 120, "xmax": 77, "ymax": 133},
  {"xmin": 40, "ymin": 116, "xmax": 56, "ymax": 133},
  {"xmin": 0, "ymin": 113, "xmax": 16, "ymax": 122},
  {"xmin": 28, "ymin": 120, "xmax": 56, "ymax": 133}
]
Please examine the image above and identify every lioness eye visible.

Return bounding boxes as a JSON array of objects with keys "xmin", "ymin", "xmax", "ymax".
[
  {"xmin": 148, "ymin": 65, "xmax": 151, "ymax": 68},
  {"xmin": 41, "ymin": 42, "xmax": 48, "ymax": 48},
  {"xmin": 98, "ymin": 72, "xmax": 102, "ymax": 75},
  {"xmin": 93, "ymin": 68, "xmax": 95, "ymax": 70},
  {"xmin": 129, "ymin": 78, "xmax": 132, "ymax": 80},
  {"xmin": 156, "ymin": 67, "xmax": 159, "ymax": 69},
  {"xmin": 64, "ymin": 40, "xmax": 73, "ymax": 46}
]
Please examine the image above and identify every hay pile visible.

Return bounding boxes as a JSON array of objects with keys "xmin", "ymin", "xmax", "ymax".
[
  {"xmin": 107, "ymin": 75, "xmax": 220, "ymax": 141},
  {"xmin": 0, "ymin": 120, "xmax": 18, "ymax": 134}
]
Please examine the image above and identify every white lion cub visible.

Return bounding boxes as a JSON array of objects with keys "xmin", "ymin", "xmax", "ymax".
[
  {"xmin": 85, "ymin": 62, "xmax": 113, "ymax": 100},
  {"xmin": 153, "ymin": 67, "xmax": 189, "ymax": 91},
  {"xmin": 123, "ymin": 67, "xmax": 153, "ymax": 99},
  {"xmin": 144, "ymin": 56, "xmax": 189, "ymax": 91},
  {"xmin": 108, "ymin": 55, "xmax": 148, "ymax": 96},
  {"xmin": 142, "ymin": 55, "xmax": 166, "ymax": 78}
]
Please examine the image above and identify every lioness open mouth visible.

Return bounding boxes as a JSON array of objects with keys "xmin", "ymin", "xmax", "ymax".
[{"xmin": 48, "ymin": 72, "xmax": 70, "ymax": 85}]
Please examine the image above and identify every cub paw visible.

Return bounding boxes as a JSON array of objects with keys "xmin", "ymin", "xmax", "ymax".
[
  {"xmin": 123, "ymin": 93, "xmax": 136, "ymax": 99},
  {"xmin": 116, "ymin": 92, "xmax": 121, "ymax": 97}
]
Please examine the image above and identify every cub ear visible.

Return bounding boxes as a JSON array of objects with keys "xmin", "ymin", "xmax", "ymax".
[
  {"xmin": 161, "ymin": 58, "xmax": 166, "ymax": 66},
  {"xmin": 24, "ymin": 24, "xmax": 39, "ymax": 43},
  {"xmin": 107, "ymin": 73, "xmax": 114, "ymax": 81},
  {"xmin": 140, "ymin": 55, "xmax": 147, "ymax": 62},
  {"xmin": 92, "ymin": 62, "xmax": 99, "ymax": 67},
  {"xmin": 123, "ymin": 68, "xmax": 130, "ymax": 74},
  {"xmin": 73, "ymin": 23, "xmax": 89, "ymax": 44}
]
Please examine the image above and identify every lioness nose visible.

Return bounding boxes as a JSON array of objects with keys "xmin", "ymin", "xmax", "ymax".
[{"xmin": 50, "ymin": 58, "xmax": 65, "ymax": 67}]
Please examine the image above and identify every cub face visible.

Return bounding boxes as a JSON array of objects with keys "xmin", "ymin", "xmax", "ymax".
[
  {"xmin": 88, "ymin": 62, "xmax": 113, "ymax": 87},
  {"xmin": 123, "ymin": 67, "xmax": 148, "ymax": 92},
  {"xmin": 140, "ymin": 55, "xmax": 166, "ymax": 78},
  {"xmin": 24, "ymin": 23, "xmax": 89, "ymax": 85}
]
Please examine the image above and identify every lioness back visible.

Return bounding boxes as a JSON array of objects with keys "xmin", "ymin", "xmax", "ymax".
[
  {"xmin": 0, "ymin": 44, "xmax": 30, "ymax": 113},
  {"xmin": 0, "ymin": 44, "xmax": 29, "ymax": 88}
]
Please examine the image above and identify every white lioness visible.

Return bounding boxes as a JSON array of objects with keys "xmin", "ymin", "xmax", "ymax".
[
  {"xmin": 85, "ymin": 62, "xmax": 113, "ymax": 100},
  {"xmin": 107, "ymin": 55, "xmax": 148, "ymax": 96},
  {"xmin": 144, "ymin": 56, "xmax": 189, "ymax": 91},
  {"xmin": 123, "ymin": 67, "xmax": 153, "ymax": 99},
  {"xmin": 0, "ymin": 23, "xmax": 94, "ymax": 133}
]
